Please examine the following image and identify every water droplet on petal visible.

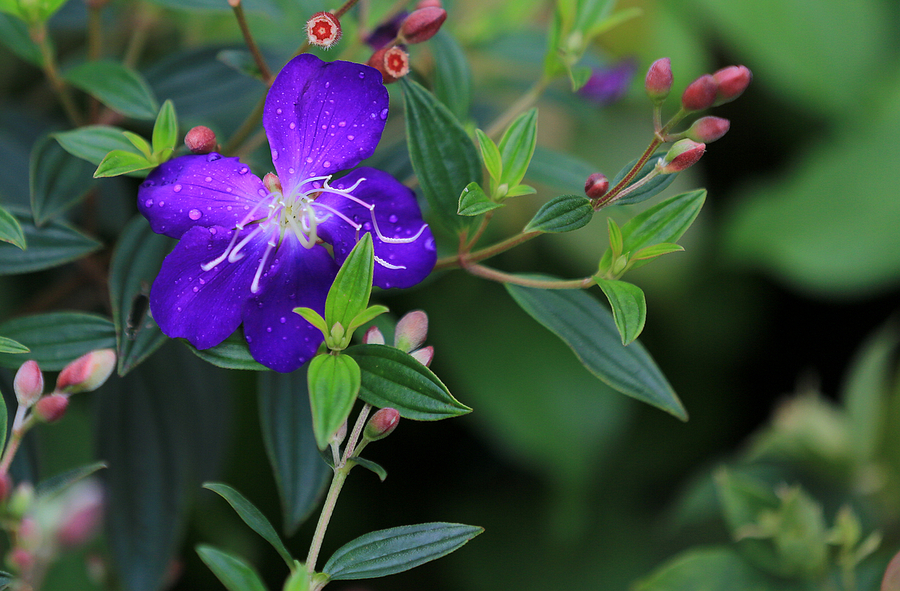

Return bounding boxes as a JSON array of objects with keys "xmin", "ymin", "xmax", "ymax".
[
  {"xmin": 209, "ymin": 228, "xmax": 218, "ymax": 235},
  {"xmin": 158, "ymin": 201, "xmax": 165, "ymax": 207},
  {"xmin": 325, "ymin": 82, "xmax": 330, "ymax": 88},
  {"xmin": 207, "ymin": 153, "xmax": 221, "ymax": 162},
  {"xmin": 288, "ymin": 167, "xmax": 295, "ymax": 174},
  {"xmin": 204, "ymin": 176, "xmax": 212, "ymax": 183},
  {"xmin": 246, "ymin": 335, "xmax": 252, "ymax": 343},
  {"xmin": 306, "ymin": 157, "xmax": 313, "ymax": 163},
  {"xmin": 380, "ymin": 108, "xmax": 388, "ymax": 120},
  {"xmin": 173, "ymin": 184, "xmax": 182, "ymax": 193},
  {"xmin": 358, "ymin": 72, "xmax": 365, "ymax": 79},
  {"xmin": 272, "ymin": 149, "xmax": 279, "ymax": 161},
  {"xmin": 289, "ymin": 122, "xmax": 296, "ymax": 129},
  {"xmin": 280, "ymin": 317, "xmax": 286, "ymax": 323},
  {"xmin": 347, "ymin": 135, "xmax": 355, "ymax": 141},
  {"xmin": 144, "ymin": 199, "xmax": 153, "ymax": 207},
  {"xmin": 266, "ymin": 327, "xmax": 272, "ymax": 333},
  {"xmin": 189, "ymin": 209, "xmax": 202, "ymax": 220},
  {"xmin": 239, "ymin": 167, "xmax": 249, "ymax": 174},
  {"xmin": 388, "ymin": 214, "xmax": 398, "ymax": 223},
  {"xmin": 192, "ymin": 286, "xmax": 199, "ymax": 292},
  {"xmin": 276, "ymin": 108, "xmax": 282, "ymax": 115},
  {"xmin": 323, "ymin": 161, "xmax": 331, "ymax": 168},
  {"xmin": 338, "ymin": 121, "xmax": 346, "ymax": 127}
]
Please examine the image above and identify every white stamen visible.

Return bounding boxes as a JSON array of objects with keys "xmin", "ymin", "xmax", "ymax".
[
  {"xmin": 375, "ymin": 255, "xmax": 406, "ymax": 270},
  {"xmin": 250, "ymin": 241, "xmax": 276, "ymax": 294}
]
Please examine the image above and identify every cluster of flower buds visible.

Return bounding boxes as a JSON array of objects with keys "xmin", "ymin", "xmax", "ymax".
[
  {"xmin": 362, "ymin": 1, "xmax": 447, "ymax": 83},
  {"xmin": 184, "ymin": 126, "xmax": 217, "ymax": 154},
  {"xmin": 362, "ymin": 310, "xmax": 434, "ymax": 367},
  {"xmin": 645, "ymin": 58, "xmax": 751, "ymax": 113}
]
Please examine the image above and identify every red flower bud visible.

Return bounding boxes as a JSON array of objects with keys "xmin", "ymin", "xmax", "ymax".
[
  {"xmin": 56, "ymin": 480, "xmax": 104, "ymax": 548},
  {"xmin": 306, "ymin": 11, "xmax": 341, "ymax": 49},
  {"xmin": 584, "ymin": 172, "xmax": 609, "ymax": 200},
  {"xmin": 681, "ymin": 74, "xmax": 718, "ymax": 112},
  {"xmin": 415, "ymin": 0, "xmax": 442, "ymax": 8},
  {"xmin": 362, "ymin": 326, "xmax": 385, "ymax": 345},
  {"xmin": 34, "ymin": 394, "xmax": 69, "ymax": 423},
  {"xmin": 645, "ymin": 58, "xmax": 673, "ymax": 103},
  {"xmin": 395, "ymin": 310, "xmax": 428, "ymax": 353},
  {"xmin": 14, "ymin": 360, "xmax": 44, "ymax": 407},
  {"xmin": 659, "ymin": 139, "xmax": 705, "ymax": 174},
  {"xmin": 184, "ymin": 126, "xmax": 217, "ymax": 154},
  {"xmin": 685, "ymin": 116, "xmax": 730, "ymax": 143},
  {"xmin": 8, "ymin": 548, "xmax": 34, "ymax": 572},
  {"xmin": 712, "ymin": 65, "xmax": 751, "ymax": 106},
  {"xmin": 410, "ymin": 345, "xmax": 434, "ymax": 367},
  {"xmin": 399, "ymin": 7, "xmax": 447, "ymax": 44},
  {"xmin": 364, "ymin": 407, "xmax": 400, "ymax": 441},
  {"xmin": 367, "ymin": 46, "xmax": 410, "ymax": 84},
  {"xmin": 0, "ymin": 474, "xmax": 12, "ymax": 503},
  {"xmin": 55, "ymin": 349, "xmax": 116, "ymax": 394}
]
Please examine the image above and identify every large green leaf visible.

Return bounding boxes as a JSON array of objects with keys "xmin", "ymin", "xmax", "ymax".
[
  {"xmin": 347, "ymin": 344, "xmax": 471, "ymax": 420},
  {"xmin": 108, "ymin": 216, "xmax": 175, "ymax": 375},
  {"xmin": 0, "ymin": 207, "xmax": 101, "ymax": 275},
  {"xmin": 54, "ymin": 125, "xmax": 141, "ymax": 167},
  {"xmin": 595, "ymin": 278, "xmax": 647, "ymax": 345},
  {"xmin": 308, "ymin": 353, "xmax": 361, "ymax": 449},
  {"xmin": 0, "ymin": 312, "xmax": 115, "ymax": 371},
  {"xmin": 323, "ymin": 523, "xmax": 483, "ymax": 580},
  {"xmin": 63, "ymin": 60, "xmax": 159, "ymax": 120},
  {"xmin": 633, "ymin": 546, "xmax": 776, "ymax": 591},
  {"xmin": 400, "ymin": 78, "xmax": 482, "ymax": 234},
  {"xmin": 431, "ymin": 30, "xmax": 472, "ymax": 122},
  {"xmin": 0, "ymin": 14, "xmax": 41, "ymax": 65},
  {"xmin": 506, "ymin": 283, "xmax": 686, "ymax": 420},
  {"xmin": 30, "ymin": 135, "xmax": 96, "ymax": 226},
  {"xmin": 258, "ymin": 367, "xmax": 331, "ymax": 535},
  {"xmin": 524, "ymin": 194, "xmax": 593, "ymax": 233},
  {"xmin": 196, "ymin": 546, "xmax": 268, "ymax": 591},
  {"xmin": 497, "ymin": 108, "xmax": 538, "ymax": 190}
]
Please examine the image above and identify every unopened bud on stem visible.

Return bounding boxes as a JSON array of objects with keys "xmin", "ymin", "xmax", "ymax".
[
  {"xmin": 34, "ymin": 394, "xmax": 69, "ymax": 423},
  {"xmin": 364, "ymin": 408, "xmax": 400, "ymax": 441},
  {"xmin": 658, "ymin": 139, "xmax": 705, "ymax": 174},
  {"xmin": 681, "ymin": 74, "xmax": 718, "ymax": 112},
  {"xmin": 55, "ymin": 349, "xmax": 116, "ymax": 394},
  {"xmin": 184, "ymin": 126, "xmax": 217, "ymax": 154},
  {"xmin": 306, "ymin": 11, "xmax": 341, "ymax": 49},
  {"xmin": 685, "ymin": 116, "xmax": 730, "ymax": 143},
  {"xmin": 367, "ymin": 46, "xmax": 410, "ymax": 83},
  {"xmin": 712, "ymin": 65, "xmax": 752, "ymax": 106},
  {"xmin": 584, "ymin": 172, "xmax": 609, "ymax": 200},
  {"xmin": 645, "ymin": 58, "xmax": 673, "ymax": 103},
  {"xmin": 395, "ymin": 311, "xmax": 428, "ymax": 353},
  {"xmin": 398, "ymin": 7, "xmax": 447, "ymax": 44},
  {"xmin": 14, "ymin": 360, "xmax": 43, "ymax": 408}
]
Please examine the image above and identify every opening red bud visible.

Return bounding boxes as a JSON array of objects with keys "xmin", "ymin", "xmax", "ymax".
[
  {"xmin": 681, "ymin": 74, "xmax": 718, "ymax": 112},
  {"xmin": 35, "ymin": 394, "xmax": 69, "ymax": 423},
  {"xmin": 659, "ymin": 139, "xmax": 706, "ymax": 174},
  {"xmin": 362, "ymin": 326, "xmax": 385, "ymax": 345},
  {"xmin": 367, "ymin": 46, "xmax": 410, "ymax": 83},
  {"xmin": 306, "ymin": 11, "xmax": 341, "ymax": 49},
  {"xmin": 184, "ymin": 126, "xmax": 217, "ymax": 154},
  {"xmin": 712, "ymin": 65, "xmax": 752, "ymax": 106},
  {"xmin": 55, "ymin": 349, "xmax": 116, "ymax": 394},
  {"xmin": 364, "ymin": 408, "xmax": 400, "ymax": 441},
  {"xmin": 399, "ymin": 6, "xmax": 447, "ymax": 44},
  {"xmin": 395, "ymin": 310, "xmax": 428, "ymax": 353},
  {"xmin": 645, "ymin": 58, "xmax": 673, "ymax": 103},
  {"xmin": 584, "ymin": 172, "xmax": 609, "ymax": 200},
  {"xmin": 685, "ymin": 116, "xmax": 730, "ymax": 143},
  {"xmin": 14, "ymin": 360, "xmax": 44, "ymax": 407}
]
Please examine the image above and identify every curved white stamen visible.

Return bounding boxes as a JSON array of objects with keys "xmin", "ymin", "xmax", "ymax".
[
  {"xmin": 201, "ymin": 228, "xmax": 244, "ymax": 271},
  {"xmin": 375, "ymin": 255, "xmax": 407, "ymax": 270},
  {"xmin": 228, "ymin": 225, "xmax": 263, "ymax": 263},
  {"xmin": 250, "ymin": 240, "xmax": 276, "ymax": 294},
  {"xmin": 312, "ymin": 202, "xmax": 360, "ymax": 232},
  {"xmin": 369, "ymin": 212, "xmax": 428, "ymax": 244}
]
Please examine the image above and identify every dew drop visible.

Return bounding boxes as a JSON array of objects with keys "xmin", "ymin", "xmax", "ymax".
[
  {"xmin": 325, "ymin": 82, "xmax": 330, "ymax": 88},
  {"xmin": 189, "ymin": 209, "xmax": 202, "ymax": 220},
  {"xmin": 239, "ymin": 167, "xmax": 249, "ymax": 174},
  {"xmin": 266, "ymin": 326, "xmax": 273, "ymax": 333},
  {"xmin": 347, "ymin": 135, "xmax": 355, "ymax": 141},
  {"xmin": 141, "ymin": 180, "xmax": 154, "ymax": 188},
  {"xmin": 226, "ymin": 187, "xmax": 233, "ymax": 192},
  {"xmin": 272, "ymin": 149, "xmax": 279, "ymax": 160},
  {"xmin": 425, "ymin": 237, "xmax": 436, "ymax": 251},
  {"xmin": 323, "ymin": 161, "xmax": 331, "ymax": 168},
  {"xmin": 258, "ymin": 188, "xmax": 268, "ymax": 197},
  {"xmin": 210, "ymin": 228, "xmax": 218, "ymax": 235},
  {"xmin": 158, "ymin": 201, "xmax": 165, "ymax": 207},
  {"xmin": 288, "ymin": 167, "xmax": 295, "ymax": 174},
  {"xmin": 173, "ymin": 184, "xmax": 182, "ymax": 193},
  {"xmin": 144, "ymin": 199, "xmax": 153, "ymax": 207},
  {"xmin": 279, "ymin": 317, "xmax": 286, "ymax": 323},
  {"xmin": 246, "ymin": 336, "xmax": 253, "ymax": 343},
  {"xmin": 289, "ymin": 122, "xmax": 296, "ymax": 130},
  {"xmin": 370, "ymin": 112, "xmax": 377, "ymax": 119},
  {"xmin": 321, "ymin": 124, "xmax": 327, "ymax": 130},
  {"xmin": 358, "ymin": 72, "xmax": 365, "ymax": 79},
  {"xmin": 306, "ymin": 157, "xmax": 313, "ymax": 163},
  {"xmin": 380, "ymin": 108, "xmax": 388, "ymax": 120},
  {"xmin": 205, "ymin": 176, "xmax": 213, "ymax": 183},
  {"xmin": 207, "ymin": 153, "xmax": 221, "ymax": 162},
  {"xmin": 276, "ymin": 108, "xmax": 283, "ymax": 115},
  {"xmin": 388, "ymin": 214, "xmax": 398, "ymax": 223},
  {"xmin": 338, "ymin": 121, "xmax": 346, "ymax": 127},
  {"xmin": 192, "ymin": 286, "xmax": 199, "ymax": 292}
]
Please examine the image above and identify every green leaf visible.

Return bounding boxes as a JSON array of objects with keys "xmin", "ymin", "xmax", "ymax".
[
  {"xmin": 505, "ymin": 283, "xmax": 686, "ymax": 420},
  {"xmin": 185, "ymin": 332, "xmax": 267, "ymax": 371},
  {"xmin": 607, "ymin": 217, "xmax": 623, "ymax": 257},
  {"xmin": 217, "ymin": 49, "xmax": 263, "ymax": 80},
  {"xmin": 0, "ymin": 14, "xmax": 42, "ymax": 65},
  {"xmin": 633, "ymin": 546, "xmax": 776, "ymax": 591},
  {"xmin": 609, "ymin": 152, "xmax": 677, "ymax": 206},
  {"xmin": 0, "ymin": 569, "xmax": 13, "ymax": 590},
  {"xmin": 0, "ymin": 336, "xmax": 28, "ymax": 354},
  {"xmin": 346, "ymin": 344, "xmax": 471, "ymax": 420},
  {"xmin": 308, "ymin": 354, "xmax": 361, "ymax": 449},
  {"xmin": 504, "ymin": 184, "xmax": 536, "ymax": 198},
  {"xmin": 526, "ymin": 146, "xmax": 596, "ymax": 195},
  {"xmin": 151, "ymin": 100, "xmax": 178, "ymax": 156},
  {"xmin": 0, "ymin": 312, "xmax": 115, "ymax": 371},
  {"xmin": 36, "ymin": 461, "xmax": 107, "ymax": 499},
  {"xmin": 474, "ymin": 129, "xmax": 502, "ymax": 181},
  {"xmin": 595, "ymin": 278, "xmax": 646, "ymax": 345},
  {"xmin": 94, "ymin": 149, "xmax": 154, "ymax": 178},
  {"xmin": 108, "ymin": 216, "xmax": 176, "ymax": 375},
  {"xmin": 0, "ymin": 0, "xmax": 25, "ymax": 20},
  {"xmin": 0, "ymin": 205, "xmax": 26, "ymax": 249},
  {"xmin": 431, "ymin": 30, "xmax": 472, "ymax": 122},
  {"xmin": 632, "ymin": 243, "xmax": 684, "ymax": 261},
  {"xmin": 203, "ymin": 483, "xmax": 293, "ymax": 568},
  {"xmin": 325, "ymin": 234, "xmax": 374, "ymax": 338},
  {"xmin": 0, "ymin": 376, "xmax": 6, "ymax": 456},
  {"xmin": 54, "ymin": 125, "xmax": 141, "ymax": 167},
  {"xmin": 524, "ymin": 194, "xmax": 592, "ymax": 233},
  {"xmin": 347, "ymin": 305, "xmax": 389, "ymax": 335},
  {"xmin": 123, "ymin": 131, "xmax": 153, "ymax": 160},
  {"xmin": 197, "ymin": 546, "xmax": 268, "ymax": 591},
  {"xmin": 63, "ymin": 60, "xmax": 159, "ymax": 120},
  {"xmin": 498, "ymin": 108, "xmax": 538, "ymax": 189},
  {"xmin": 458, "ymin": 182, "xmax": 502, "ymax": 216},
  {"xmin": 293, "ymin": 307, "xmax": 329, "ymax": 340},
  {"xmin": 400, "ymin": 77, "xmax": 482, "ymax": 234},
  {"xmin": 0, "ymin": 208, "xmax": 101, "ymax": 274},
  {"xmin": 323, "ymin": 523, "xmax": 483, "ymax": 580},
  {"xmin": 30, "ymin": 134, "xmax": 96, "ymax": 226},
  {"xmin": 258, "ymin": 368, "xmax": 331, "ymax": 535},
  {"xmin": 350, "ymin": 456, "xmax": 387, "ymax": 482},
  {"xmin": 713, "ymin": 469, "xmax": 781, "ymax": 572}
]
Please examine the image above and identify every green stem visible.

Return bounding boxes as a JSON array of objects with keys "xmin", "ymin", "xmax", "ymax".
[
  {"xmin": 222, "ymin": 95, "xmax": 266, "ymax": 156},
  {"xmin": 32, "ymin": 22, "xmax": 85, "ymax": 127},
  {"xmin": 484, "ymin": 76, "xmax": 549, "ymax": 139},
  {"xmin": 434, "ymin": 230, "xmax": 542, "ymax": 271},
  {"xmin": 463, "ymin": 263, "xmax": 595, "ymax": 289},
  {"xmin": 0, "ymin": 407, "xmax": 34, "ymax": 477},
  {"xmin": 229, "ymin": 0, "xmax": 273, "ymax": 84}
]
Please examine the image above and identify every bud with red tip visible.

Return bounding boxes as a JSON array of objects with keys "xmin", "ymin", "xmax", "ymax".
[
  {"xmin": 584, "ymin": 172, "xmax": 609, "ymax": 200},
  {"xmin": 645, "ymin": 58, "xmax": 673, "ymax": 104},
  {"xmin": 681, "ymin": 74, "xmax": 718, "ymax": 112},
  {"xmin": 56, "ymin": 480, "xmax": 104, "ymax": 548},
  {"xmin": 658, "ymin": 139, "xmax": 706, "ymax": 174},
  {"xmin": 184, "ymin": 126, "xmax": 217, "ymax": 154},
  {"xmin": 685, "ymin": 116, "xmax": 730, "ymax": 143},
  {"xmin": 367, "ymin": 46, "xmax": 410, "ymax": 83},
  {"xmin": 399, "ymin": 6, "xmax": 446, "ymax": 44},
  {"xmin": 55, "ymin": 349, "xmax": 116, "ymax": 395},
  {"xmin": 14, "ymin": 360, "xmax": 44, "ymax": 408},
  {"xmin": 395, "ymin": 311, "xmax": 428, "ymax": 353},
  {"xmin": 306, "ymin": 11, "xmax": 341, "ymax": 49},
  {"xmin": 410, "ymin": 346, "xmax": 434, "ymax": 367},
  {"xmin": 364, "ymin": 408, "xmax": 400, "ymax": 441},
  {"xmin": 362, "ymin": 326, "xmax": 385, "ymax": 345},
  {"xmin": 712, "ymin": 65, "xmax": 751, "ymax": 106},
  {"xmin": 34, "ymin": 394, "xmax": 69, "ymax": 423}
]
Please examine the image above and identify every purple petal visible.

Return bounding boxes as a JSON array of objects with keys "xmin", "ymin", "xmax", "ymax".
[
  {"xmin": 138, "ymin": 153, "xmax": 266, "ymax": 239},
  {"xmin": 577, "ymin": 59, "xmax": 637, "ymax": 105},
  {"xmin": 263, "ymin": 55, "xmax": 389, "ymax": 191},
  {"xmin": 316, "ymin": 168, "xmax": 436, "ymax": 289},
  {"xmin": 150, "ymin": 225, "xmax": 266, "ymax": 349},
  {"xmin": 242, "ymin": 241, "xmax": 338, "ymax": 372},
  {"xmin": 366, "ymin": 11, "xmax": 408, "ymax": 50}
]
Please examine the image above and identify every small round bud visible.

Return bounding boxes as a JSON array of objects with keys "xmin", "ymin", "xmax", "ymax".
[
  {"xmin": 410, "ymin": 345, "xmax": 434, "ymax": 367},
  {"xmin": 14, "ymin": 360, "xmax": 44, "ymax": 408},
  {"xmin": 681, "ymin": 74, "xmax": 718, "ymax": 112},
  {"xmin": 184, "ymin": 126, "xmax": 217, "ymax": 154},
  {"xmin": 362, "ymin": 326, "xmax": 385, "ymax": 345},
  {"xmin": 35, "ymin": 394, "xmax": 69, "ymax": 423},
  {"xmin": 306, "ymin": 11, "xmax": 341, "ymax": 49},
  {"xmin": 712, "ymin": 65, "xmax": 752, "ymax": 106},
  {"xmin": 659, "ymin": 139, "xmax": 705, "ymax": 174},
  {"xmin": 584, "ymin": 172, "xmax": 609, "ymax": 199},
  {"xmin": 645, "ymin": 58, "xmax": 673, "ymax": 103},
  {"xmin": 685, "ymin": 116, "xmax": 730, "ymax": 143},
  {"xmin": 395, "ymin": 310, "xmax": 428, "ymax": 353},
  {"xmin": 399, "ymin": 7, "xmax": 447, "ymax": 44},
  {"xmin": 367, "ymin": 47, "xmax": 410, "ymax": 84},
  {"xmin": 56, "ymin": 480, "xmax": 104, "ymax": 548},
  {"xmin": 7, "ymin": 548, "xmax": 34, "ymax": 573},
  {"xmin": 55, "ymin": 349, "xmax": 116, "ymax": 394},
  {"xmin": 364, "ymin": 408, "xmax": 400, "ymax": 441}
]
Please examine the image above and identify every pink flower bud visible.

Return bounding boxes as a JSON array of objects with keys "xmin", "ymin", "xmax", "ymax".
[
  {"xmin": 712, "ymin": 65, "xmax": 752, "ymax": 106},
  {"xmin": 14, "ymin": 360, "xmax": 44, "ymax": 407},
  {"xmin": 184, "ymin": 126, "xmax": 217, "ymax": 154},
  {"xmin": 415, "ymin": 0, "xmax": 442, "ymax": 8},
  {"xmin": 410, "ymin": 345, "xmax": 434, "ymax": 367},
  {"xmin": 681, "ymin": 74, "xmax": 718, "ymax": 112},
  {"xmin": 363, "ymin": 326, "xmax": 385, "ymax": 345},
  {"xmin": 659, "ymin": 139, "xmax": 705, "ymax": 174},
  {"xmin": 34, "ymin": 394, "xmax": 69, "ymax": 423},
  {"xmin": 364, "ymin": 407, "xmax": 400, "ymax": 441},
  {"xmin": 395, "ymin": 310, "xmax": 428, "ymax": 352},
  {"xmin": 306, "ymin": 11, "xmax": 341, "ymax": 49},
  {"xmin": 7, "ymin": 548, "xmax": 34, "ymax": 572},
  {"xmin": 685, "ymin": 116, "xmax": 730, "ymax": 143},
  {"xmin": 399, "ymin": 7, "xmax": 447, "ymax": 44},
  {"xmin": 55, "ymin": 349, "xmax": 116, "ymax": 394},
  {"xmin": 645, "ymin": 58, "xmax": 673, "ymax": 103},
  {"xmin": 367, "ymin": 46, "xmax": 410, "ymax": 84},
  {"xmin": 263, "ymin": 172, "xmax": 282, "ymax": 195},
  {"xmin": 56, "ymin": 480, "xmax": 104, "ymax": 548},
  {"xmin": 584, "ymin": 172, "xmax": 609, "ymax": 200}
]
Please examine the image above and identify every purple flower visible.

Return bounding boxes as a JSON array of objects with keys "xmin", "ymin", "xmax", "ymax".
[
  {"xmin": 366, "ymin": 11, "xmax": 408, "ymax": 50},
  {"xmin": 137, "ymin": 54, "xmax": 436, "ymax": 372},
  {"xmin": 578, "ymin": 59, "xmax": 637, "ymax": 105}
]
